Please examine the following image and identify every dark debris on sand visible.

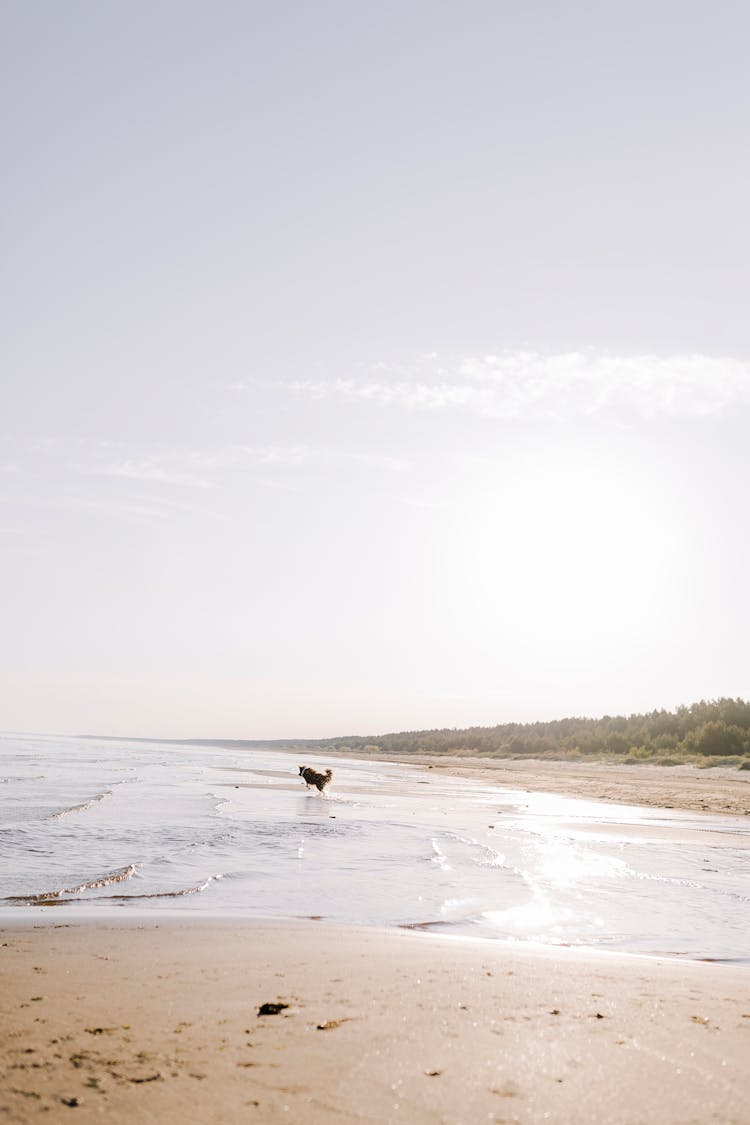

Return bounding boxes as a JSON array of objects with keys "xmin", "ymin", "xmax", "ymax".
[{"xmin": 257, "ymin": 1002, "xmax": 289, "ymax": 1017}]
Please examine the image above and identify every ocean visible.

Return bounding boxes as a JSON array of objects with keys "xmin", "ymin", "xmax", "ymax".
[{"xmin": 1, "ymin": 733, "xmax": 748, "ymax": 962}]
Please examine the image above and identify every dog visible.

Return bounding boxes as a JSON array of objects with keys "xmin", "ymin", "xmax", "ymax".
[{"xmin": 298, "ymin": 765, "xmax": 333, "ymax": 793}]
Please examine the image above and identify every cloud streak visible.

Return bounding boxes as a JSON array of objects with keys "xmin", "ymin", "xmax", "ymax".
[
  {"xmin": 76, "ymin": 442, "xmax": 412, "ymax": 490},
  {"xmin": 289, "ymin": 351, "xmax": 750, "ymax": 420},
  {"xmin": 92, "ymin": 460, "xmax": 213, "ymax": 489},
  {"xmin": 64, "ymin": 492, "xmax": 223, "ymax": 524}
]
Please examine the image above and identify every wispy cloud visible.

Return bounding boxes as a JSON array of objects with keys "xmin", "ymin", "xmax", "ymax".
[
  {"xmin": 256, "ymin": 443, "xmax": 411, "ymax": 472},
  {"xmin": 322, "ymin": 449, "xmax": 411, "ymax": 472},
  {"xmin": 289, "ymin": 351, "xmax": 750, "ymax": 420},
  {"xmin": 92, "ymin": 459, "xmax": 213, "ymax": 489},
  {"xmin": 259, "ymin": 478, "xmax": 302, "ymax": 492},
  {"xmin": 64, "ymin": 492, "xmax": 222, "ymax": 523},
  {"xmin": 256, "ymin": 444, "xmax": 308, "ymax": 467},
  {"xmin": 76, "ymin": 441, "xmax": 412, "ymax": 490}
]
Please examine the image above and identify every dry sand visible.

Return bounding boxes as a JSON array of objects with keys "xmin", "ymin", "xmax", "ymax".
[
  {"xmin": 370, "ymin": 755, "xmax": 750, "ymax": 818},
  {"xmin": 2, "ymin": 919, "xmax": 749, "ymax": 1124}
]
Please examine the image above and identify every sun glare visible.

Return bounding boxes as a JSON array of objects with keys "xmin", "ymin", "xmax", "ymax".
[{"xmin": 436, "ymin": 447, "xmax": 684, "ymax": 664}]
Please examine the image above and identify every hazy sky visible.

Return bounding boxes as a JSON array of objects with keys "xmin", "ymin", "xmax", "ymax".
[{"xmin": 2, "ymin": 1, "xmax": 749, "ymax": 738}]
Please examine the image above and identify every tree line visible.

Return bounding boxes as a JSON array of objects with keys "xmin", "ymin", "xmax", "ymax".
[{"xmin": 269, "ymin": 698, "xmax": 750, "ymax": 765}]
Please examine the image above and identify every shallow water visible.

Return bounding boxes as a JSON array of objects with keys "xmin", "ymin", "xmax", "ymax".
[{"xmin": 1, "ymin": 733, "xmax": 748, "ymax": 961}]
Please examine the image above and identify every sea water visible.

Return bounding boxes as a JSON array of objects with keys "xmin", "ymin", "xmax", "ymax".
[{"xmin": 1, "ymin": 733, "xmax": 748, "ymax": 962}]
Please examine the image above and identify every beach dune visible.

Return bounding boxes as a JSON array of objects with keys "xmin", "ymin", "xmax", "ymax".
[{"xmin": 1, "ymin": 920, "xmax": 749, "ymax": 1124}]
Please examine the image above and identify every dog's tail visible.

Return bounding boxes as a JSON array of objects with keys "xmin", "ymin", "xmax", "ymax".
[{"xmin": 325, "ymin": 769, "xmax": 333, "ymax": 780}]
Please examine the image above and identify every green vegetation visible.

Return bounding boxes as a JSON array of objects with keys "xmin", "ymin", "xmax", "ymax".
[{"xmin": 271, "ymin": 698, "xmax": 750, "ymax": 768}]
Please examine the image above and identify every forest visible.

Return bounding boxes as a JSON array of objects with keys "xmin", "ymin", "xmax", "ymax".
[{"xmin": 265, "ymin": 698, "xmax": 750, "ymax": 768}]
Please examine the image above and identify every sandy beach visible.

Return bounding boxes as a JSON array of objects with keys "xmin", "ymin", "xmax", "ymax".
[
  {"xmin": 1, "ymin": 919, "xmax": 749, "ymax": 1124},
  {"xmin": 3, "ymin": 746, "xmax": 749, "ymax": 1122},
  {"xmin": 355, "ymin": 754, "xmax": 750, "ymax": 818}
]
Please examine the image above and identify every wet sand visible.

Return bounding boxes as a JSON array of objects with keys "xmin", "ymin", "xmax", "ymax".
[
  {"xmin": 2, "ymin": 920, "xmax": 749, "ymax": 1124},
  {"xmin": 367, "ymin": 755, "xmax": 750, "ymax": 818}
]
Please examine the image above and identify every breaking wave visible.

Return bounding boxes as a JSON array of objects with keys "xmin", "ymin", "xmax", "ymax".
[
  {"xmin": 108, "ymin": 874, "xmax": 223, "ymax": 900},
  {"xmin": 6, "ymin": 864, "xmax": 136, "ymax": 903},
  {"xmin": 430, "ymin": 839, "xmax": 451, "ymax": 871},
  {"xmin": 4, "ymin": 870, "xmax": 223, "ymax": 906},
  {"xmin": 47, "ymin": 790, "xmax": 113, "ymax": 820}
]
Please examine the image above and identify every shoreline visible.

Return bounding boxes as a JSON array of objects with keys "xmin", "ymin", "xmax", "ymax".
[
  {"xmin": 2, "ymin": 919, "xmax": 749, "ymax": 1124},
  {"xmin": 304, "ymin": 749, "xmax": 750, "ymax": 817}
]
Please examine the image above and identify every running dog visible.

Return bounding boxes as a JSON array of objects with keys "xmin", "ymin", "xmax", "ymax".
[{"xmin": 298, "ymin": 765, "xmax": 333, "ymax": 792}]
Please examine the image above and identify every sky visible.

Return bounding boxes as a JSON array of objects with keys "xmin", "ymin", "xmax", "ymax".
[{"xmin": 2, "ymin": 1, "xmax": 749, "ymax": 739}]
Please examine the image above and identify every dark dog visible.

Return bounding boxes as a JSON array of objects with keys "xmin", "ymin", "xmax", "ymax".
[{"xmin": 298, "ymin": 765, "xmax": 333, "ymax": 792}]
